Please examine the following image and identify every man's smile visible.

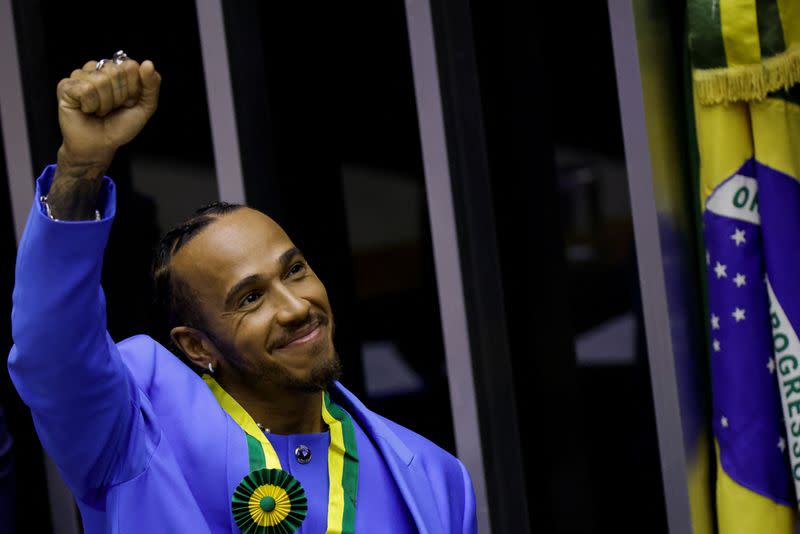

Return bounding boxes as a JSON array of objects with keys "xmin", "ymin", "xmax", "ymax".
[{"xmin": 280, "ymin": 321, "xmax": 322, "ymax": 349}]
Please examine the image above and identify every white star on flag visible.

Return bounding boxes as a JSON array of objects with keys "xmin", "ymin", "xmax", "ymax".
[
  {"xmin": 731, "ymin": 228, "xmax": 747, "ymax": 246},
  {"xmin": 714, "ymin": 261, "xmax": 728, "ymax": 279},
  {"xmin": 732, "ymin": 307, "xmax": 746, "ymax": 322},
  {"xmin": 721, "ymin": 416, "xmax": 729, "ymax": 428},
  {"xmin": 779, "ymin": 437, "xmax": 787, "ymax": 452},
  {"xmin": 711, "ymin": 314, "xmax": 720, "ymax": 330},
  {"xmin": 713, "ymin": 339, "xmax": 721, "ymax": 352},
  {"xmin": 768, "ymin": 358, "xmax": 776, "ymax": 374},
  {"xmin": 733, "ymin": 273, "xmax": 746, "ymax": 288}
]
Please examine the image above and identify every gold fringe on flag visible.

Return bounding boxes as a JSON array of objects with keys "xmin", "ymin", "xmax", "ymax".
[{"xmin": 694, "ymin": 44, "xmax": 800, "ymax": 106}]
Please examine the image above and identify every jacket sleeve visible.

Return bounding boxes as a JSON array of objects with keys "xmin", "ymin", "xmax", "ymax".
[{"xmin": 8, "ymin": 165, "xmax": 157, "ymax": 499}]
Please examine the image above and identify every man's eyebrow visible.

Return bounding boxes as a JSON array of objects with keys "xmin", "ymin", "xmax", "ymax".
[
  {"xmin": 223, "ymin": 248, "xmax": 302, "ymax": 308},
  {"xmin": 278, "ymin": 247, "xmax": 303, "ymax": 270}
]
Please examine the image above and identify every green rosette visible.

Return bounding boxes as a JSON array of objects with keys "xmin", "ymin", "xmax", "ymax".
[{"xmin": 232, "ymin": 468, "xmax": 308, "ymax": 534}]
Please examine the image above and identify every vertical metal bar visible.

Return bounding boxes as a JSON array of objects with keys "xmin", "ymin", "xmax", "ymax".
[
  {"xmin": 194, "ymin": 0, "xmax": 246, "ymax": 204},
  {"xmin": 0, "ymin": 2, "xmax": 82, "ymax": 533},
  {"xmin": 0, "ymin": 0, "xmax": 34, "ymax": 242},
  {"xmin": 213, "ymin": 1, "xmax": 283, "ymax": 218},
  {"xmin": 607, "ymin": 1, "xmax": 694, "ymax": 532},
  {"xmin": 42, "ymin": 456, "xmax": 81, "ymax": 534},
  {"xmin": 403, "ymin": 0, "xmax": 490, "ymax": 531}
]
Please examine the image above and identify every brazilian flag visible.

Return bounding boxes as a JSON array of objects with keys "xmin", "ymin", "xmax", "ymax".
[{"xmin": 688, "ymin": 0, "xmax": 800, "ymax": 532}]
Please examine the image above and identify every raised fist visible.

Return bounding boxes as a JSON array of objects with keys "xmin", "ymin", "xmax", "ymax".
[{"xmin": 56, "ymin": 56, "xmax": 161, "ymax": 164}]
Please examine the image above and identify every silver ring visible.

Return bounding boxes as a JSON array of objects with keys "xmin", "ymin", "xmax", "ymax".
[
  {"xmin": 95, "ymin": 58, "xmax": 109, "ymax": 71},
  {"xmin": 112, "ymin": 50, "xmax": 127, "ymax": 65}
]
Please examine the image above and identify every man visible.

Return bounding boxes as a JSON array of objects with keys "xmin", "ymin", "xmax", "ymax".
[{"xmin": 8, "ymin": 54, "xmax": 476, "ymax": 533}]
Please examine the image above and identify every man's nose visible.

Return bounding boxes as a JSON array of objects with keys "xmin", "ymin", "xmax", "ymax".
[{"xmin": 274, "ymin": 284, "xmax": 311, "ymax": 325}]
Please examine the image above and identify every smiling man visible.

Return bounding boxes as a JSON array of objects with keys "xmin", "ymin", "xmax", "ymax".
[
  {"xmin": 164, "ymin": 207, "xmax": 343, "ymax": 433},
  {"xmin": 8, "ymin": 55, "xmax": 476, "ymax": 533}
]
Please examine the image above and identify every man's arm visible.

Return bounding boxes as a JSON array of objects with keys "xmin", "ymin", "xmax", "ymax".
[{"xmin": 8, "ymin": 57, "xmax": 161, "ymax": 497}]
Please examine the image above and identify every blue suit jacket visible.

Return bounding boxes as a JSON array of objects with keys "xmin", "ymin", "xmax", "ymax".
[{"xmin": 8, "ymin": 167, "xmax": 476, "ymax": 533}]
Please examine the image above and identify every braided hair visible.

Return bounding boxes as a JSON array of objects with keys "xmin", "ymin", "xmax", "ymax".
[{"xmin": 152, "ymin": 201, "xmax": 245, "ymax": 343}]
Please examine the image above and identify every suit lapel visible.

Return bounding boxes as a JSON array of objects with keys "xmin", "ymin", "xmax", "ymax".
[{"xmin": 331, "ymin": 382, "xmax": 443, "ymax": 534}]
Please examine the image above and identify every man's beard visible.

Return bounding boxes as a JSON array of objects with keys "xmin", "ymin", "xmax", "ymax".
[
  {"xmin": 253, "ymin": 348, "xmax": 342, "ymax": 393},
  {"xmin": 215, "ymin": 324, "xmax": 342, "ymax": 393}
]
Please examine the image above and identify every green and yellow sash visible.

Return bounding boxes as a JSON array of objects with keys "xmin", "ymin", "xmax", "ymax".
[{"xmin": 204, "ymin": 376, "xmax": 359, "ymax": 534}]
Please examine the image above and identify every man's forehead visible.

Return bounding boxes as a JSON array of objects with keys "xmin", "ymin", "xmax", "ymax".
[{"xmin": 171, "ymin": 208, "xmax": 294, "ymax": 283}]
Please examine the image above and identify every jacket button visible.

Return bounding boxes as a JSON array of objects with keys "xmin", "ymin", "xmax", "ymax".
[{"xmin": 295, "ymin": 445, "xmax": 312, "ymax": 464}]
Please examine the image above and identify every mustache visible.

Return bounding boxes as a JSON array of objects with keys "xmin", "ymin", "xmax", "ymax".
[{"xmin": 269, "ymin": 311, "xmax": 329, "ymax": 350}]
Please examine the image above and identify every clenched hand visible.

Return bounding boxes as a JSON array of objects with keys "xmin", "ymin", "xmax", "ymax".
[{"xmin": 49, "ymin": 56, "xmax": 161, "ymax": 220}]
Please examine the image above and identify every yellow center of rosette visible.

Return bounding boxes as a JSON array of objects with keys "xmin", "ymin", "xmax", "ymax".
[{"xmin": 247, "ymin": 484, "xmax": 291, "ymax": 526}]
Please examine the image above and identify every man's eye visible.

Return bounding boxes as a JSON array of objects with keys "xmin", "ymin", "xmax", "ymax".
[
  {"xmin": 240, "ymin": 291, "xmax": 262, "ymax": 307},
  {"xmin": 288, "ymin": 261, "xmax": 307, "ymax": 277}
]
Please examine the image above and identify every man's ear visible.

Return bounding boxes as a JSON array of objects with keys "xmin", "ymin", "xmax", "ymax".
[{"xmin": 171, "ymin": 326, "xmax": 219, "ymax": 372}]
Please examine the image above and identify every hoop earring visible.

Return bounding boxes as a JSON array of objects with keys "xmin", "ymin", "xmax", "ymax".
[{"xmin": 207, "ymin": 362, "xmax": 215, "ymax": 374}]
